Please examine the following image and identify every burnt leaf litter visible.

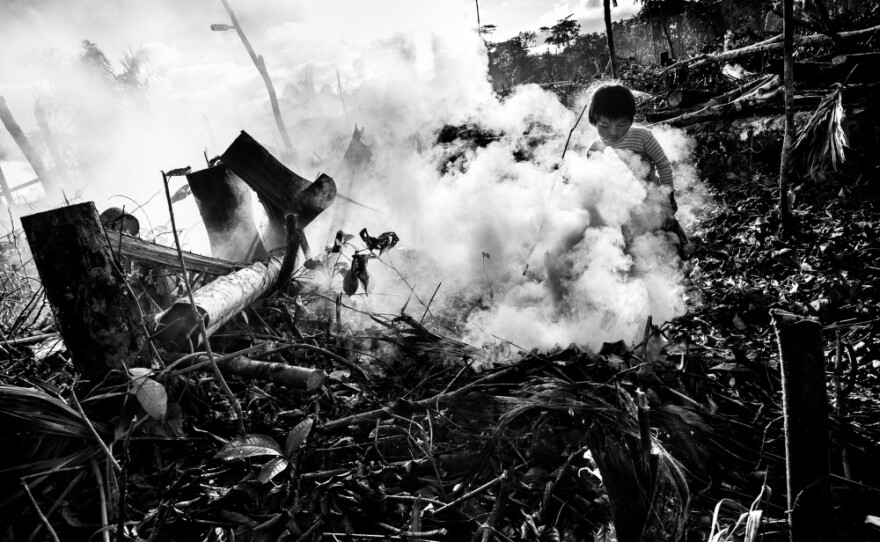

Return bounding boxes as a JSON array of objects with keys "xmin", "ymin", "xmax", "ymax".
[{"xmin": 3, "ymin": 8, "xmax": 880, "ymax": 542}]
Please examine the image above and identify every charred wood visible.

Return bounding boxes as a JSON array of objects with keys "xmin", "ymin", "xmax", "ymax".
[
  {"xmin": 220, "ymin": 131, "xmax": 336, "ymax": 250},
  {"xmin": 104, "ymin": 229, "xmax": 241, "ymax": 275},
  {"xmin": 771, "ymin": 310, "xmax": 834, "ymax": 542},
  {"xmin": 186, "ymin": 164, "xmax": 266, "ymax": 262}
]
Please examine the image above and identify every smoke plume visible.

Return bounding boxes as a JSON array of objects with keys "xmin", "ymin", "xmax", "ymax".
[{"xmin": 0, "ymin": 0, "xmax": 699, "ymax": 352}]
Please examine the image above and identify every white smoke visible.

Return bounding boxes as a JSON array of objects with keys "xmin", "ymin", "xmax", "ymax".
[{"xmin": 0, "ymin": 0, "xmax": 698, "ymax": 352}]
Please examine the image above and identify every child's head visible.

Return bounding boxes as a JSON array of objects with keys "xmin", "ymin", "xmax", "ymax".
[{"xmin": 588, "ymin": 83, "xmax": 636, "ymax": 144}]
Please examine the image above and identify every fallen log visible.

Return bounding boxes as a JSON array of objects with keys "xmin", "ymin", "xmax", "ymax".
[
  {"xmin": 155, "ymin": 173, "xmax": 336, "ymax": 351},
  {"xmin": 154, "ymin": 250, "xmax": 285, "ymax": 350},
  {"xmin": 219, "ymin": 355, "xmax": 325, "ymax": 390},
  {"xmin": 186, "ymin": 164, "xmax": 266, "ymax": 262},
  {"xmin": 20, "ymin": 202, "xmax": 148, "ymax": 379},
  {"xmin": 176, "ymin": 354, "xmax": 325, "ymax": 390}
]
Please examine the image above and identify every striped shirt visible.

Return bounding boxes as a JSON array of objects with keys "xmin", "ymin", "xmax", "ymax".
[{"xmin": 589, "ymin": 126, "xmax": 673, "ymax": 186}]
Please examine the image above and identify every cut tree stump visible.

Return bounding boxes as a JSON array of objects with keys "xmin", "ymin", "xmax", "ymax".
[
  {"xmin": 186, "ymin": 164, "xmax": 266, "ymax": 262},
  {"xmin": 21, "ymin": 202, "xmax": 147, "ymax": 379},
  {"xmin": 771, "ymin": 310, "xmax": 834, "ymax": 542}
]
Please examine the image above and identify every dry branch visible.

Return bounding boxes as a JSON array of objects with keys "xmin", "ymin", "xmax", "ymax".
[
  {"xmin": 660, "ymin": 23, "xmax": 880, "ymax": 74},
  {"xmin": 322, "ymin": 368, "xmax": 513, "ymax": 431},
  {"xmin": 218, "ymin": 356, "xmax": 325, "ymax": 390}
]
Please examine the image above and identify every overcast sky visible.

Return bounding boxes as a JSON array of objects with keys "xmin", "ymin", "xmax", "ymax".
[{"xmin": 479, "ymin": 0, "xmax": 641, "ymax": 40}]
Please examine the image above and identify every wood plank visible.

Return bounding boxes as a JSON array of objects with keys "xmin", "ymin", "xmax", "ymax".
[{"xmin": 104, "ymin": 229, "xmax": 242, "ymax": 275}]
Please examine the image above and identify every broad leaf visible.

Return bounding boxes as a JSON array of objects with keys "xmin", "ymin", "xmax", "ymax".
[
  {"xmin": 134, "ymin": 378, "xmax": 167, "ymax": 421},
  {"xmin": 284, "ymin": 418, "xmax": 314, "ymax": 457},
  {"xmin": 257, "ymin": 456, "xmax": 290, "ymax": 483},
  {"xmin": 216, "ymin": 434, "xmax": 282, "ymax": 460},
  {"xmin": 343, "ymin": 268, "xmax": 358, "ymax": 295}
]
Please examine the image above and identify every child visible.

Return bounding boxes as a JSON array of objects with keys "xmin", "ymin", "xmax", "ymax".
[{"xmin": 587, "ymin": 82, "xmax": 689, "ymax": 255}]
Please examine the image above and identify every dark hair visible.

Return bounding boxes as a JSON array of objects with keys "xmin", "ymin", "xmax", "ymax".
[{"xmin": 587, "ymin": 83, "xmax": 636, "ymax": 125}]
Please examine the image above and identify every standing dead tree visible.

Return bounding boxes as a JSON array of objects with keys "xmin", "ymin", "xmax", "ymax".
[
  {"xmin": 214, "ymin": 0, "xmax": 294, "ymax": 157},
  {"xmin": 779, "ymin": 0, "xmax": 795, "ymax": 237},
  {"xmin": 604, "ymin": 0, "xmax": 618, "ymax": 78}
]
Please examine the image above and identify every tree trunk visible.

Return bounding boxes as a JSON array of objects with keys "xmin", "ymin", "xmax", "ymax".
[
  {"xmin": 218, "ymin": 0, "xmax": 294, "ymax": 158},
  {"xmin": 771, "ymin": 310, "xmax": 834, "ymax": 542},
  {"xmin": 604, "ymin": 0, "xmax": 618, "ymax": 78},
  {"xmin": 20, "ymin": 202, "xmax": 148, "ymax": 379},
  {"xmin": 0, "ymin": 96, "xmax": 59, "ymax": 199},
  {"xmin": 779, "ymin": 0, "xmax": 795, "ymax": 237},
  {"xmin": 659, "ymin": 7, "xmax": 676, "ymax": 59}
]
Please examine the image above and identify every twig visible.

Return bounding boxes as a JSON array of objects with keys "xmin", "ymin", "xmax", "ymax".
[
  {"xmin": 409, "ymin": 496, "xmax": 423, "ymax": 542},
  {"xmin": 21, "ymin": 479, "xmax": 61, "ymax": 542},
  {"xmin": 561, "ymin": 99, "xmax": 589, "ymax": 160},
  {"xmin": 419, "ymin": 282, "xmax": 442, "ymax": 325},
  {"xmin": 294, "ymin": 518, "xmax": 323, "ymax": 542},
  {"xmin": 91, "ymin": 459, "xmax": 111, "ymax": 542},
  {"xmin": 162, "ymin": 168, "xmax": 245, "ymax": 434},
  {"xmin": 377, "ymin": 523, "xmax": 448, "ymax": 538},
  {"xmin": 322, "ymin": 534, "xmax": 441, "ymax": 541},
  {"xmin": 432, "ymin": 470, "xmax": 507, "ymax": 515},
  {"xmin": 28, "ymin": 471, "xmax": 86, "ymax": 542},
  {"xmin": 475, "ymin": 470, "xmax": 511, "ymax": 542},
  {"xmin": 0, "ymin": 332, "xmax": 59, "ymax": 347},
  {"xmin": 322, "ymin": 368, "xmax": 513, "ymax": 431},
  {"xmin": 69, "ymin": 389, "xmax": 121, "ymax": 474}
]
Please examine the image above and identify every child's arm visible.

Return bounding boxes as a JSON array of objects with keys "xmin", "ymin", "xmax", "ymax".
[
  {"xmin": 643, "ymin": 130, "xmax": 676, "ymax": 211},
  {"xmin": 642, "ymin": 131, "xmax": 673, "ymax": 186}
]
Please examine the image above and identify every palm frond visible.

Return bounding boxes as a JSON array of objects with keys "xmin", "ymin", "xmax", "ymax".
[{"xmin": 792, "ymin": 84, "xmax": 847, "ymax": 174}]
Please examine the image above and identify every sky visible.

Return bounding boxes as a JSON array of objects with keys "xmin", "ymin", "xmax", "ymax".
[
  {"xmin": 479, "ymin": 0, "xmax": 642, "ymax": 40},
  {"xmin": 0, "ymin": 0, "xmax": 692, "ymax": 353}
]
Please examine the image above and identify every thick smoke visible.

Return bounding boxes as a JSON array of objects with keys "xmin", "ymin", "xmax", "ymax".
[{"xmin": 0, "ymin": 0, "xmax": 698, "ymax": 351}]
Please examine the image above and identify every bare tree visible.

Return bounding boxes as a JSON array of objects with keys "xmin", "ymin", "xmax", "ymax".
[
  {"xmin": 604, "ymin": 0, "xmax": 618, "ymax": 78},
  {"xmin": 778, "ymin": 0, "xmax": 794, "ymax": 237}
]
